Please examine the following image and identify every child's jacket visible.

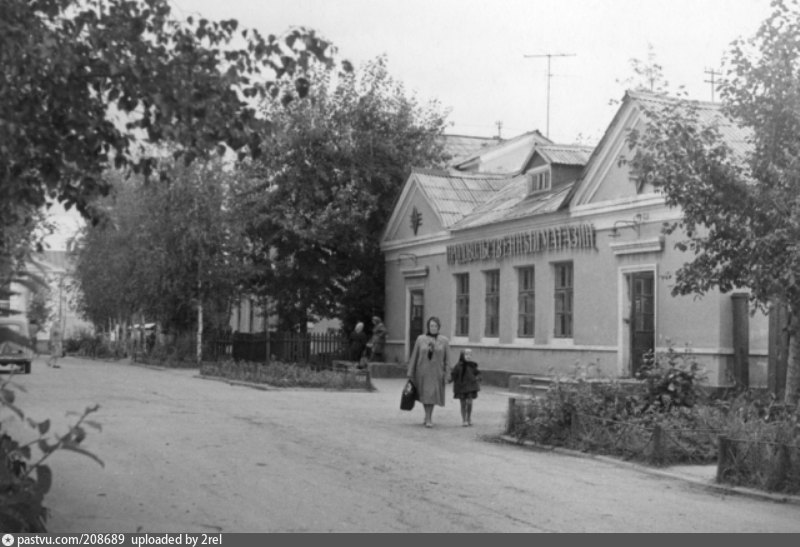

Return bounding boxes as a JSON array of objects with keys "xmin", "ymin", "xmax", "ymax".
[{"xmin": 451, "ymin": 360, "xmax": 481, "ymax": 396}]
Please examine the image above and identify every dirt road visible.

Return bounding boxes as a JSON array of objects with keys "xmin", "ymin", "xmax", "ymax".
[{"xmin": 5, "ymin": 356, "xmax": 800, "ymax": 532}]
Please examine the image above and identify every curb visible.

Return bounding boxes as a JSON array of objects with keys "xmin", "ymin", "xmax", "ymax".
[
  {"xmin": 195, "ymin": 374, "xmax": 375, "ymax": 392},
  {"xmin": 196, "ymin": 374, "xmax": 278, "ymax": 391},
  {"xmin": 498, "ymin": 435, "xmax": 800, "ymax": 507}
]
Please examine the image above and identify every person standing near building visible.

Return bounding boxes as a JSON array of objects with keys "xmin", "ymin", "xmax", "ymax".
[
  {"xmin": 407, "ymin": 316, "xmax": 451, "ymax": 428},
  {"xmin": 349, "ymin": 321, "xmax": 367, "ymax": 362},
  {"xmin": 367, "ymin": 316, "xmax": 387, "ymax": 361},
  {"xmin": 48, "ymin": 322, "xmax": 62, "ymax": 368},
  {"xmin": 451, "ymin": 348, "xmax": 481, "ymax": 426}
]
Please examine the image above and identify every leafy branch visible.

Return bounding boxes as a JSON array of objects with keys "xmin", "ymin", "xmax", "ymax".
[{"xmin": 0, "ymin": 373, "xmax": 102, "ymax": 532}]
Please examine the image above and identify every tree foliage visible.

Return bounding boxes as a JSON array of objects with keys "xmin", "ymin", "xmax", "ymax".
[
  {"xmin": 615, "ymin": 43, "xmax": 671, "ymax": 98},
  {"xmin": 0, "ymin": 0, "xmax": 344, "ymax": 274},
  {"xmin": 625, "ymin": 0, "xmax": 800, "ymax": 403},
  {"xmin": 234, "ymin": 57, "xmax": 448, "ymax": 331},
  {"xmin": 74, "ymin": 162, "xmax": 245, "ymax": 336}
]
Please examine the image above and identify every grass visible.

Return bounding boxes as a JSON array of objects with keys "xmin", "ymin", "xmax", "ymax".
[{"xmin": 200, "ymin": 359, "xmax": 374, "ymax": 391}]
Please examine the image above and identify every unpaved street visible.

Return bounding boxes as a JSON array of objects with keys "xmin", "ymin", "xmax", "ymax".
[{"xmin": 5, "ymin": 356, "xmax": 800, "ymax": 532}]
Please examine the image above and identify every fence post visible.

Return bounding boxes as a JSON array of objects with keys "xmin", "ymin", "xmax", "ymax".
[
  {"xmin": 717, "ymin": 435, "xmax": 735, "ymax": 483},
  {"xmin": 506, "ymin": 398, "xmax": 517, "ymax": 435},
  {"xmin": 570, "ymin": 410, "xmax": 579, "ymax": 442},
  {"xmin": 766, "ymin": 442, "xmax": 791, "ymax": 492},
  {"xmin": 651, "ymin": 425, "xmax": 663, "ymax": 466}
]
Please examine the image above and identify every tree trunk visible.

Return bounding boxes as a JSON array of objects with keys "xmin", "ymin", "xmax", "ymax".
[
  {"xmin": 196, "ymin": 281, "xmax": 203, "ymax": 367},
  {"xmin": 785, "ymin": 309, "xmax": 800, "ymax": 406}
]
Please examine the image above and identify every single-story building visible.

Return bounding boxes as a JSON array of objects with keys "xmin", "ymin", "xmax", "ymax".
[{"xmin": 380, "ymin": 91, "xmax": 769, "ymax": 388}]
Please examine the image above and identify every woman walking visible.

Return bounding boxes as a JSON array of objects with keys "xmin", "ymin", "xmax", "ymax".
[{"xmin": 406, "ymin": 316, "xmax": 451, "ymax": 428}]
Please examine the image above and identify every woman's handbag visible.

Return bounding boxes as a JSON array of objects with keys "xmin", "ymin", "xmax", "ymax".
[{"xmin": 400, "ymin": 379, "xmax": 417, "ymax": 411}]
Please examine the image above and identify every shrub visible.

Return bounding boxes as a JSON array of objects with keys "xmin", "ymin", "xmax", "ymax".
[
  {"xmin": 133, "ymin": 334, "xmax": 210, "ymax": 368},
  {"xmin": 635, "ymin": 346, "xmax": 708, "ymax": 411},
  {"xmin": 63, "ymin": 330, "xmax": 122, "ymax": 359},
  {"xmin": 0, "ymin": 375, "xmax": 102, "ymax": 532},
  {"xmin": 507, "ymin": 347, "xmax": 724, "ymax": 464},
  {"xmin": 201, "ymin": 359, "xmax": 374, "ymax": 391}
]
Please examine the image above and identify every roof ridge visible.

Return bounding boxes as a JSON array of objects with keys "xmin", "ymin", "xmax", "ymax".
[
  {"xmin": 442, "ymin": 133, "xmax": 502, "ymax": 141},
  {"xmin": 537, "ymin": 143, "xmax": 594, "ymax": 151},
  {"xmin": 412, "ymin": 167, "xmax": 509, "ymax": 180},
  {"xmin": 627, "ymin": 89, "xmax": 722, "ymax": 110}
]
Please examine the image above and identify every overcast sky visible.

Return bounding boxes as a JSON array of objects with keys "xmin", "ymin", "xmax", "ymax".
[
  {"xmin": 172, "ymin": 0, "xmax": 772, "ymax": 143},
  {"xmin": 46, "ymin": 0, "xmax": 774, "ymax": 249}
]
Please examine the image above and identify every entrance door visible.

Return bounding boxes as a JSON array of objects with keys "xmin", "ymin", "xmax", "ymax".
[
  {"xmin": 409, "ymin": 290, "xmax": 424, "ymax": 358},
  {"xmin": 630, "ymin": 272, "xmax": 655, "ymax": 375}
]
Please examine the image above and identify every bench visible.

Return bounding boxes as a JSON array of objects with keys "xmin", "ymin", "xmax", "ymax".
[{"xmin": 330, "ymin": 360, "xmax": 371, "ymax": 383}]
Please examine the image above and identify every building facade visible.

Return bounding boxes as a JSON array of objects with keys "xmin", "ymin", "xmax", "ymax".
[{"xmin": 380, "ymin": 92, "xmax": 769, "ymax": 387}]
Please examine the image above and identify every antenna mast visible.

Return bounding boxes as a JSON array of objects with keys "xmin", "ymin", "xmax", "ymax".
[
  {"xmin": 524, "ymin": 52, "xmax": 576, "ymax": 138},
  {"xmin": 704, "ymin": 68, "xmax": 721, "ymax": 102}
]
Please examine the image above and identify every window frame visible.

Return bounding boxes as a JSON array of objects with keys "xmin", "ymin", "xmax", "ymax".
[
  {"xmin": 484, "ymin": 269, "xmax": 500, "ymax": 338},
  {"xmin": 528, "ymin": 167, "xmax": 552, "ymax": 193},
  {"xmin": 553, "ymin": 262, "xmax": 573, "ymax": 339},
  {"xmin": 455, "ymin": 273, "xmax": 470, "ymax": 337},
  {"xmin": 517, "ymin": 266, "xmax": 535, "ymax": 338}
]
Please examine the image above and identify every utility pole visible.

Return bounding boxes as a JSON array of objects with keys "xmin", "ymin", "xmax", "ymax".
[
  {"xmin": 495, "ymin": 121, "xmax": 503, "ymax": 139},
  {"xmin": 704, "ymin": 68, "xmax": 721, "ymax": 102},
  {"xmin": 524, "ymin": 53, "xmax": 576, "ymax": 138}
]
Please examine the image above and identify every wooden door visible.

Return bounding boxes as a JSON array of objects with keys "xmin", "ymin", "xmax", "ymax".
[
  {"xmin": 409, "ymin": 290, "xmax": 424, "ymax": 358},
  {"xmin": 630, "ymin": 272, "xmax": 655, "ymax": 375}
]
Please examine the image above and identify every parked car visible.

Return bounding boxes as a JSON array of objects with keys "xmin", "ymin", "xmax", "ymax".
[{"xmin": 0, "ymin": 315, "xmax": 34, "ymax": 374}]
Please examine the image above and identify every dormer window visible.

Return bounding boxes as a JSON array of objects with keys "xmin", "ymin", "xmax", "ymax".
[{"xmin": 527, "ymin": 168, "xmax": 551, "ymax": 194}]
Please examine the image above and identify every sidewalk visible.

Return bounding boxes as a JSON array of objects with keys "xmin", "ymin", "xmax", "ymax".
[{"xmin": 497, "ymin": 435, "xmax": 800, "ymax": 507}]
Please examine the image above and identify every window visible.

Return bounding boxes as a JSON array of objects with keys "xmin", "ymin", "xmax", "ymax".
[
  {"xmin": 517, "ymin": 267, "xmax": 535, "ymax": 337},
  {"xmin": 554, "ymin": 262, "xmax": 573, "ymax": 338},
  {"xmin": 484, "ymin": 270, "xmax": 500, "ymax": 337},
  {"xmin": 528, "ymin": 169, "xmax": 551, "ymax": 193},
  {"xmin": 455, "ymin": 273, "xmax": 469, "ymax": 337},
  {"xmin": 0, "ymin": 282, "xmax": 9, "ymax": 311}
]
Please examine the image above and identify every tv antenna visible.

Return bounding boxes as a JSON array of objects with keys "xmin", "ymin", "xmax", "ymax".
[
  {"xmin": 524, "ymin": 52, "xmax": 576, "ymax": 138},
  {"xmin": 704, "ymin": 68, "xmax": 721, "ymax": 102}
]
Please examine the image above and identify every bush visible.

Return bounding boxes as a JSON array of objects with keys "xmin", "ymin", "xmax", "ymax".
[
  {"xmin": 635, "ymin": 346, "xmax": 708, "ymax": 411},
  {"xmin": 0, "ymin": 375, "xmax": 102, "ymax": 531},
  {"xmin": 201, "ymin": 359, "xmax": 374, "ymax": 391},
  {"xmin": 132, "ymin": 334, "xmax": 209, "ymax": 368},
  {"xmin": 63, "ymin": 330, "xmax": 122, "ymax": 360},
  {"xmin": 507, "ymin": 347, "xmax": 723, "ymax": 464},
  {"xmin": 507, "ymin": 345, "xmax": 800, "ymax": 474}
]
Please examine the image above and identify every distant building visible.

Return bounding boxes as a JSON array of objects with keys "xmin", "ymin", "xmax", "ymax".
[
  {"xmin": 439, "ymin": 134, "xmax": 504, "ymax": 167},
  {"xmin": 2, "ymin": 250, "xmax": 94, "ymax": 350}
]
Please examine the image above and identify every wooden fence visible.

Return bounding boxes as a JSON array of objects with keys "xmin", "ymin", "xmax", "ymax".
[{"xmin": 211, "ymin": 331, "xmax": 349, "ymax": 368}]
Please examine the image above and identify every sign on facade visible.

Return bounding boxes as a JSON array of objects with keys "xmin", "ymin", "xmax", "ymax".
[{"xmin": 446, "ymin": 223, "xmax": 596, "ymax": 265}]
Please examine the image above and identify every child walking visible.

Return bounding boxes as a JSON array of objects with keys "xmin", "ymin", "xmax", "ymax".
[{"xmin": 451, "ymin": 349, "xmax": 481, "ymax": 426}]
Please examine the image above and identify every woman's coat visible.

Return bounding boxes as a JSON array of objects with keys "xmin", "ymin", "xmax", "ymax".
[{"xmin": 406, "ymin": 333, "xmax": 450, "ymax": 406}]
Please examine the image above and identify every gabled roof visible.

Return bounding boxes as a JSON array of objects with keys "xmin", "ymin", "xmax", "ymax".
[
  {"xmin": 440, "ymin": 134, "xmax": 503, "ymax": 167},
  {"xmin": 384, "ymin": 138, "xmax": 591, "ymax": 242},
  {"xmin": 412, "ymin": 168, "xmax": 508, "ymax": 228},
  {"xmin": 450, "ymin": 176, "xmax": 572, "ymax": 231},
  {"xmin": 629, "ymin": 91, "xmax": 751, "ymax": 156},
  {"xmin": 561, "ymin": 90, "xmax": 753, "ymax": 209},
  {"xmin": 533, "ymin": 144, "xmax": 594, "ymax": 167},
  {"xmin": 451, "ymin": 130, "xmax": 552, "ymax": 174}
]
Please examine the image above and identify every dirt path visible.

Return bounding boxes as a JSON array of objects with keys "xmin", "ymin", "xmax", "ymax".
[{"xmin": 6, "ymin": 356, "xmax": 799, "ymax": 532}]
